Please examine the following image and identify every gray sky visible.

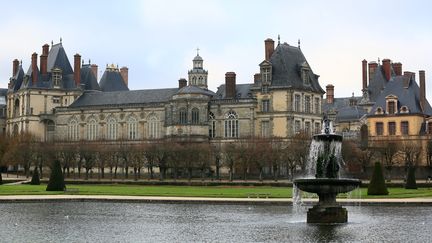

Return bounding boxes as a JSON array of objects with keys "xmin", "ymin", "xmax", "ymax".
[{"xmin": 1, "ymin": 0, "xmax": 432, "ymax": 100}]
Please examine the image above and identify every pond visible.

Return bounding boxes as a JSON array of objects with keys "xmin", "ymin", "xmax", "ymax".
[{"xmin": 0, "ymin": 202, "xmax": 430, "ymax": 242}]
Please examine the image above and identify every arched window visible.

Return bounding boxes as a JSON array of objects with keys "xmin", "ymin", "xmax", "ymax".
[
  {"xmin": 107, "ymin": 117, "xmax": 118, "ymax": 140},
  {"xmin": 127, "ymin": 116, "xmax": 138, "ymax": 140},
  {"xmin": 192, "ymin": 77, "xmax": 197, "ymax": 85},
  {"xmin": 87, "ymin": 118, "xmax": 98, "ymax": 140},
  {"xmin": 191, "ymin": 108, "xmax": 199, "ymax": 124},
  {"xmin": 209, "ymin": 112, "xmax": 216, "ymax": 138},
  {"xmin": 179, "ymin": 108, "xmax": 187, "ymax": 124},
  {"xmin": 148, "ymin": 116, "xmax": 159, "ymax": 139},
  {"xmin": 198, "ymin": 76, "xmax": 203, "ymax": 85},
  {"xmin": 224, "ymin": 111, "xmax": 239, "ymax": 138},
  {"xmin": 46, "ymin": 120, "xmax": 55, "ymax": 142},
  {"xmin": 68, "ymin": 118, "xmax": 79, "ymax": 141}
]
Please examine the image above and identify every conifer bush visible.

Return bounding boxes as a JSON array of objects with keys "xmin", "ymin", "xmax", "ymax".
[
  {"xmin": 405, "ymin": 166, "xmax": 417, "ymax": 189},
  {"xmin": 30, "ymin": 167, "xmax": 40, "ymax": 185},
  {"xmin": 46, "ymin": 160, "xmax": 66, "ymax": 191},
  {"xmin": 367, "ymin": 161, "xmax": 389, "ymax": 195}
]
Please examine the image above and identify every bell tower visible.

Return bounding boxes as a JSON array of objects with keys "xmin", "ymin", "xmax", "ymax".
[{"xmin": 188, "ymin": 48, "xmax": 208, "ymax": 89}]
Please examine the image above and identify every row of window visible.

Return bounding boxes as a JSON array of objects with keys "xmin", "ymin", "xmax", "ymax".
[
  {"xmin": 294, "ymin": 95, "xmax": 320, "ymax": 114},
  {"xmin": 375, "ymin": 121, "xmax": 409, "ymax": 136},
  {"xmin": 295, "ymin": 120, "xmax": 321, "ymax": 135},
  {"xmin": 208, "ymin": 111, "xmax": 239, "ymax": 138},
  {"xmin": 179, "ymin": 108, "xmax": 199, "ymax": 124}
]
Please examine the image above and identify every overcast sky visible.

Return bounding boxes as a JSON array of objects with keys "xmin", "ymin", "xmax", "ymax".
[{"xmin": 1, "ymin": 0, "xmax": 432, "ymax": 100}]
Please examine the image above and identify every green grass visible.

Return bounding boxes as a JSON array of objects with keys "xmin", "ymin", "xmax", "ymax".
[{"xmin": 1, "ymin": 184, "xmax": 432, "ymax": 198}]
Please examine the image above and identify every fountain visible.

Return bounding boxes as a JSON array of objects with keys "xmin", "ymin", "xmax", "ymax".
[{"xmin": 294, "ymin": 115, "xmax": 361, "ymax": 224}]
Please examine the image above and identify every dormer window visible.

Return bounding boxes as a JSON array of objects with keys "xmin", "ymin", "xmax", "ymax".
[
  {"xmin": 52, "ymin": 68, "xmax": 62, "ymax": 88},
  {"xmin": 262, "ymin": 84, "xmax": 269, "ymax": 94},
  {"xmin": 387, "ymin": 101, "xmax": 396, "ymax": 114},
  {"xmin": 375, "ymin": 107, "xmax": 383, "ymax": 115},
  {"xmin": 301, "ymin": 62, "xmax": 311, "ymax": 85},
  {"xmin": 259, "ymin": 61, "xmax": 272, "ymax": 84},
  {"xmin": 385, "ymin": 95, "xmax": 398, "ymax": 115},
  {"xmin": 400, "ymin": 106, "xmax": 409, "ymax": 114}
]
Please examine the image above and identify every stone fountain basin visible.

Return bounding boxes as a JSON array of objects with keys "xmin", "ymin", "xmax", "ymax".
[{"xmin": 294, "ymin": 178, "xmax": 361, "ymax": 194}]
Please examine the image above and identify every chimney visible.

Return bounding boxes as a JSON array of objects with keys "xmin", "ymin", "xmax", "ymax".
[
  {"xmin": 326, "ymin": 84, "xmax": 334, "ymax": 104},
  {"xmin": 225, "ymin": 72, "xmax": 236, "ymax": 99},
  {"xmin": 392, "ymin": 62, "xmax": 402, "ymax": 76},
  {"xmin": 264, "ymin": 38, "xmax": 275, "ymax": 61},
  {"xmin": 420, "ymin": 70, "xmax": 426, "ymax": 112},
  {"xmin": 31, "ymin": 52, "xmax": 38, "ymax": 85},
  {"xmin": 254, "ymin": 73, "xmax": 261, "ymax": 84},
  {"xmin": 362, "ymin": 59, "xmax": 367, "ymax": 90},
  {"xmin": 40, "ymin": 44, "xmax": 49, "ymax": 75},
  {"xmin": 74, "ymin": 54, "xmax": 81, "ymax": 86},
  {"xmin": 120, "ymin": 66, "xmax": 129, "ymax": 87},
  {"xmin": 91, "ymin": 64, "xmax": 98, "ymax": 81},
  {"xmin": 368, "ymin": 62, "xmax": 378, "ymax": 82},
  {"xmin": 178, "ymin": 78, "xmax": 187, "ymax": 89},
  {"xmin": 382, "ymin": 59, "xmax": 391, "ymax": 81},
  {"xmin": 12, "ymin": 59, "xmax": 19, "ymax": 76}
]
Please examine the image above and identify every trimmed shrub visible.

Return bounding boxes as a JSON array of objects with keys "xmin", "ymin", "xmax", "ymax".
[
  {"xmin": 405, "ymin": 166, "xmax": 417, "ymax": 189},
  {"xmin": 367, "ymin": 162, "xmax": 389, "ymax": 195},
  {"xmin": 0, "ymin": 171, "xmax": 2, "ymax": 185},
  {"xmin": 46, "ymin": 160, "xmax": 66, "ymax": 191},
  {"xmin": 30, "ymin": 167, "xmax": 40, "ymax": 185}
]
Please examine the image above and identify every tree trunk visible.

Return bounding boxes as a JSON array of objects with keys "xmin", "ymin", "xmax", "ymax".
[
  {"xmin": 188, "ymin": 167, "xmax": 192, "ymax": 182},
  {"xmin": 229, "ymin": 166, "xmax": 233, "ymax": 182},
  {"xmin": 85, "ymin": 168, "xmax": 89, "ymax": 180},
  {"xmin": 39, "ymin": 164, "xmax": 43, "ymax": 179},
  {"xmin": 125, "ymin": 166, "xmax": 129, "ymax": 179},
  {"xmin": 259, "ymin": 168, "xmax": 263, "ymax": 182},
  {"xmin": 134, "ymin": 167, "xmax": 138, "ymax": 181},
  {"xmin": 114, "ymin": 166, "xmax": 118, "ymax": 179}
]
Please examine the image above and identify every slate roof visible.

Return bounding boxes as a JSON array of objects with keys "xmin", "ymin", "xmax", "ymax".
[
  {"xmin": 176, "ymin": 85, "xmax": 215, "ymax": 96},
  {"xmin": 323, "ymin": 96, "xmax": 368, "ymax": 122},
  {"xmin": 367, "ymin": 64, "xmax": 392, "ymax": 102},
  {"xmin": 80, "ymin": 64, "xmax": 101, "ymax": 91},
  {"xmin": 99, "ymin": 69, "xmax": 129, "ymax": 92},
  {"xmin": 369, "ymin": 74, "xmax": 432, "ymax": 116},
  {"xmin": 47, "ymin": 43, "xmax": 73, "ymax": 75},
  {"xmin": 0, "ymin": 88, "xmax": 7, "ymax": 106},
  {"xmin": 69, "ymin": 88, "xmax": 179, "ymax": 108},
  {"xmin": 214, "ymin": 83, "xmax": 254, "ymax": 99},
  {"xmin": 267, "ymin": 43, "xmax": 324, "ymax": 93},
  {"xmin": 9, "ymin": 65, "xmax": 25, "ymax": 91}
]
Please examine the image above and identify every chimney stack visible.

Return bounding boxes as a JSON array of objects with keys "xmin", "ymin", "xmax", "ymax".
[
  {"xmin": 382, "ymin": 59, "xmax": 391, "ymax": 81},
  {"xmin": 420, "ymin": 70, "xmax": 426, "ymax": 112},
  {"xmin": 31, "ymin": 52, "xmax": 38, "ymax": 85},
  {"xmin": 326, "ymin": 84, "xmax": 334, "ymax": 104},
  {"xmin": 74, "ymin": 54, "xmax": 81, "ymax": 86},
  {"xmin": 40, "ymin": 44, "xmax": 49, "ymax": 75},
  {"xmin": 254, "ymin": 73, "xmax": 261, "ymax": 84},
  {"xmin": 120, "ymin": 66, "xmax": 129, "ymax": 87},
  {"xmin": 12, "ymin": 59, "xmax": 19, "ymax": 76},
  {"xmin": 392, "ymin": 62, "xmax": 402, "ymax": 76},
  {"xmin": 368, "ymin": 62, "xmax": 378, "ymax": 83},
  {"xmin": 264, "ymin": 38, "xmax": 275, "ymax": 61},
  {"xmin": 362, "ymin": 59, "xmax": 367, "ymax": 90},
  {"xmin": 178, "ymin": 78, "xmax": 187, "ymax": 89},
  {"xmin": 225, "ymin": 72, "xmax": 236, "ymax": 99},
  {"xmin": 91, "ymin": 64, "xmax": 98, "ymax": 81}
]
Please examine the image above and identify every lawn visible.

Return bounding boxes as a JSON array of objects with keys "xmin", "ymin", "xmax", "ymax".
[{"xmin": 1, "ymin": 184, "xmax": 432, "ymax": 198}]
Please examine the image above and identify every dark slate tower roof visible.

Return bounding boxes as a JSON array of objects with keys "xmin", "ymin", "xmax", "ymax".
[
  {"xmin": 9, "ymin": 65, "xmax": 25, "ymax": 91},
  {"xmin": 47, "ymin": 43, "xmax": 73, "ymax": 75},
  {"xmin": 99, "ymin": 65, "xmax": 129, "ymax": 92},
  {"xmin": 214, "ymin": 84, "xmax": 254, "ymax": 99},
  {"xmin": 269, "ymin": 43, "xmax": 324, "ymax": 93},
  {"xmin": 80, "ymin": 64, "xmax": 101, "ymax": 91},
  {"xmin": 367, "ymin": 64, "xmax": 390, "ymax": 102}
]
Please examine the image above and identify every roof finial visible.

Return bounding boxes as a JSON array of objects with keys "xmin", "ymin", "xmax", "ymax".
[
  {"xmin": 20, "ymin": 60, "xmax": 22, "ymax": 65},
  {"xmin": 51, "ymin": 40, "xmax": 53, "ymax": 46},
  {"xmin": 60, "ymin": 37, "xmax": 62, "ymax": 43},
  {"xmin": 82, "ymin": 59, "xmax": 84, "ymax": 65},
  {"xmin": 89, "ymin": 59, "xmax": 91, "ymax": 64},
  {"xmin": 298, "ymin": 39, "xmax": 301, "ymax": 48},
  {"xmin": 278, "ymin": 34, "xmax": 280, "ymax": 45},
  {"xmin": 378, "ymin": 57, "xmax": 380, "ymax": 63},
  {"xmin": 196, "ymin": 47, "xmax": 200, "ymax": 56}
]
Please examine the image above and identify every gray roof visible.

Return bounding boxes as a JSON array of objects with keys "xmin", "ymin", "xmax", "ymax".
[
  {"xmin": 9, "ymin": 65, "xmax": 25, "ymax": 91},
  {"xmin": 267, "ymin": 43, "xmax": 324, "ymax": 93},
  {"xmin": 323, "ymin": 96, "xmax": 367, "ymax": 122},
  {"xmin": 99, "ymin": 69, "xmax": 129, "ymax": 92},
  {"xmin": 214, "ymin": 83, "xmax": 254, "ymax": 99},
  {"xmin": 369, "ymin": 74, "xmax": 432, "ymax": 116},
  {"xmin": 69, "ymin": 88, "xmax": 179, "ymax": 108},
  {"xmin": 47, "ymin": 43, "xmax": 73, "ymax": 75},
  {"xmin": 193, "ymin": 55, "xmax": 203, "ymax": 61},
  {"xmin": 367, "ymin": 64, "xmax": 391, "ymax": 102},
  {"xmin": 176, "ymin": 85, "xmax": 215, "ymax": 96},
  {"xmin": 80, "ymin": 64, "xmax": 101, "ymax": 91}
]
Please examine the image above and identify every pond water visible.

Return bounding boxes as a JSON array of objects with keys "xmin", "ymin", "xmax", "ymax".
[{"xmin": 0, "ymin": 202, "xmax": 430, "ymax": 242}]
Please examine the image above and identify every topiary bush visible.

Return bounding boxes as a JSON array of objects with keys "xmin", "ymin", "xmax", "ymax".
[
  {"xmin": 46, "ymin": 160, "xmax": 66, "ymax": 191},
  {"xmin": 367, "ymin": 161, "xmax": 389, "ymax": 195},
  {"xmin": 30, "ymin": 167, "xmax": 40, "ymax": 185},
  {"xmin": 405, "ymin": 166, "xmax": 417, "ymax": 189}
]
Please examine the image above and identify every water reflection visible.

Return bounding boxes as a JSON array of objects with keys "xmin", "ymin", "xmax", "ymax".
[{"xmin": 0, "ymin": 202, "xmax": 431, "ymax": 242}]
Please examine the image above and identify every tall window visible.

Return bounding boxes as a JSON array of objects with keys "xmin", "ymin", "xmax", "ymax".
[
  {"xmin": 305, "ymin": 121, "xmax": 311, "ymax": 135},
  {"xmin": 261, "ymin": 121, "xmax": 270, "ymax": 137},
  {"xmin": 314, "ymin": 98, "xmax": 320, "ymax": 114},
  {"xmin": 315, "ymin": 122, "xmax": 321, "ymax": 134},
  {"xmin": 87, "ymin": 118, "xmax": 98, "ymax": 140},
  {"xmin": 127, "ymin": 116, "xmax": 138, "ymax": 140},
  {"xmin": 388, "ymin": 101, "xmax": 396, "ymax": 114},
  {"xmin": 209, "ymin": 112, "xmax": 216, "ymax": 138},
  {"xmin": 224, "ymin": 111, "xmax": 239, "ymax": 138},
  {"xmin": 68, "ymin": 118, "xmax": 79, "ymax": 141},
  {"xmin": 295, "ymin": 120, "xmax": 301, "ymax": 134},
  {"xmin": 305, "ymin": 96, "xmax": 311, "ymax": 113},
  {"xmin": 191, "ymin": 108, "xmax": 199, "ymax": 124},
  {"xmin": 262, "ymin": 100, "xmax": 270, "ymax": 112},
  {"xmin": 428, "ymin": 122, "xmax": 432, "ymax": 135},
  {"xmin": 148, "ymin": 116, "xmax": 159, "ymax": 139},
  {"xmin": 107, "ymin": 117, "xmax": 118, "ymax": 140},
  {"xmin": 376, "ymin": 122, "xmax": 383, "ymax": 136},
  {"xmin": 401, "ymin": 121, "xmax": 409, "ymax": 135},
  {"xmin": 388, "ymin": 122, "xmax": 396, "ymax": 135},
  {"xmin": 52, "ymin": 68, "xmax": 62, "ymax": 87},
  {"xmin": 262, "ymin": 68, "xmax": 271, "ymax": 83},
  {"xmin": 294, "ymin": 94, "xmax": 301, "ymax": 112},
  {"xmin": 179, "ymin": 108, "xmax": 187, "ymax": 124}
]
